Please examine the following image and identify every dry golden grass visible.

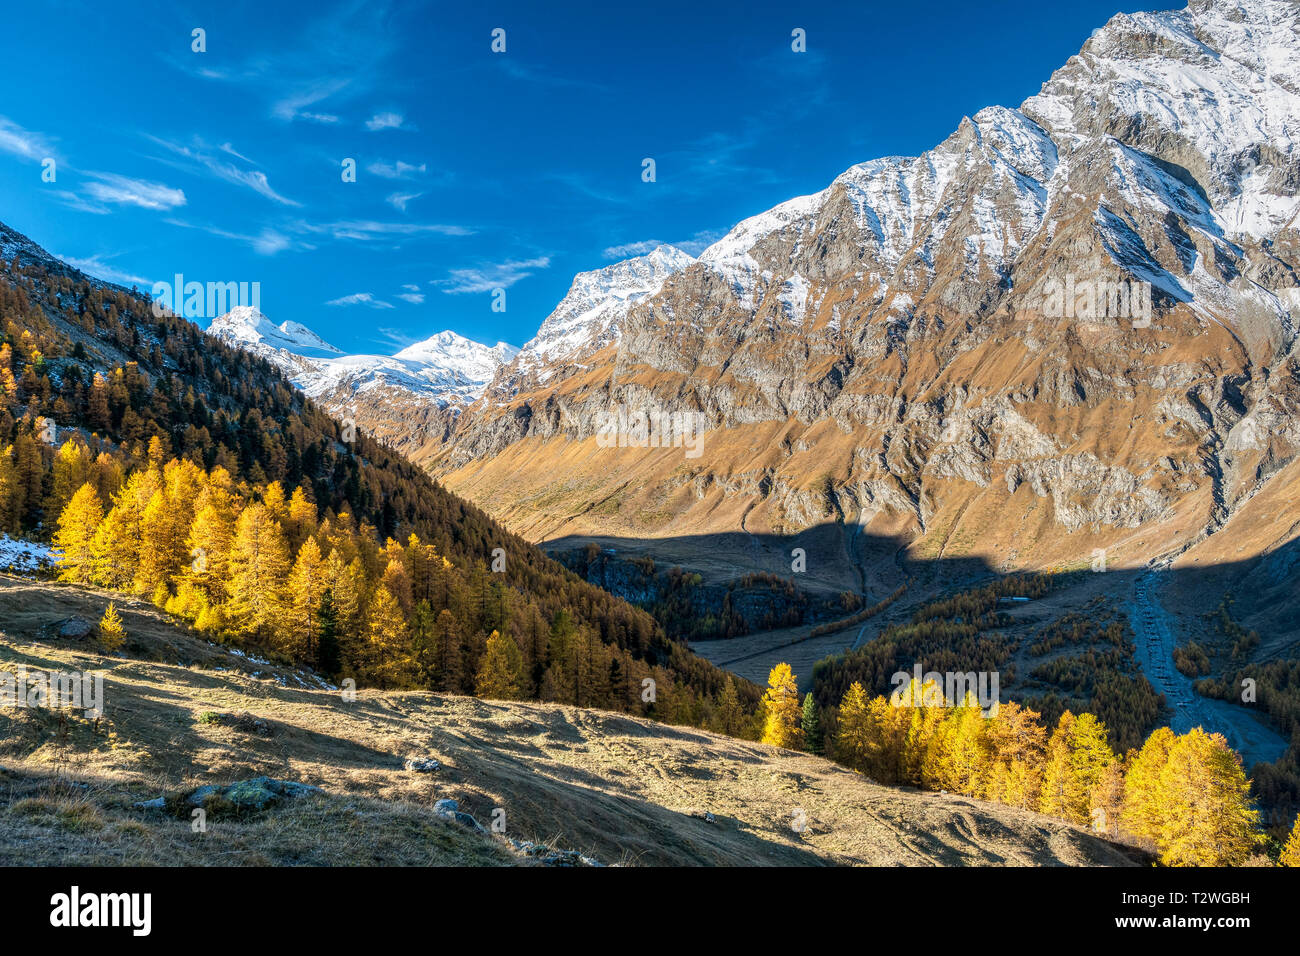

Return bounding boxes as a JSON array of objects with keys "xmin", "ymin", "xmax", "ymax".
[{"xmin": 0, "ymin": 574, "xmax": 1147, "ymax": 866}]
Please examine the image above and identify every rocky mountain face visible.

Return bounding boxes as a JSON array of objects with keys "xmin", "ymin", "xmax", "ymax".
[
  {"xmin": 208, "ymin": 308, "xmax": 518, "ymax": 457},
  {"xmin": 501, "ymin": 244, "xmax": 696, "ymax": 391},
  {"xmin": 434, "ymin": 0, "xmax": 1300, "ymax": 636}
]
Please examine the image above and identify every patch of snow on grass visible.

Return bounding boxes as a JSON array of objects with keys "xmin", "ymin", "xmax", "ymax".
[{"xmin": 0, "ymin": 535, "xmax": 54, "ymax": 574}]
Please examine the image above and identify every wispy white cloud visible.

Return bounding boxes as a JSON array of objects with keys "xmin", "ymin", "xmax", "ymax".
[
  {"xmin": 365, "ymin": 111, "xmax": 408, "ymax": 131},
  {"xmin": 396, "ymin": 292, "xmax": 425, "ymax": 304},
  {"xmin": 674, "ymin": 131, "xmax": 782, "ymax": 192},
  {"xmin": 680, "ymin": 231, "xmax": 724, "ymax": 255},
  {"xmin": 546, "ymin": 171, "xmax": 632, "ymax": 206},
  {"xmin": 52, "ymin": 191, "xmax": 110, "ymax": 215},
  {"xmin": 84, "ymin": 172, "xmax": 186, "ymax": 210},
  {"xmin": 165, "ymin": 217, "xmax": 298, "ymax": 256},
  {"xmin": 367, "ymin": 159, "xmax": 426, "ymax": 179},
  {"xmin": 273, "ymin": 78, "xmax": 352, "ymax": 123},
  {"xmin": 219, "ymin": 142, "xmax": 255, "ymax": 164},
  {"xmin": 433, "ymin": 257, "xmax": 550, "ymax": 294},
  {"xmin": 751, "ymin": 47, "xmax": 832, "ymax": 112},
  {"xmin": 251, "ymin": 230, "xmax": 293, "ymax": 255},
  {"xmin": 326, "ymin": 292, "xmax": 394, "ymax": 308},
  {"xmin": 385, "ymin": 191, "xmax": 422, "ymax": 211},
  {"xmin": 497, "ymin": 59, "xmax": 610, "ymax": 92},
  {"xmin": 175, "ymin": 3, "xmax": 398, "ymax": 125},
  {"xmin": 0, "ymin": 114, "xmax": 55, "ymax": 161},
  {"xmin": 61, "ymin": 254, "xmax": 154, "ymax": 288},
  {"xmin": 146, "ymin": 135, "xmax": 300, "ymax": 206},
  {"xmin": 373, "ymin": 326, "xmax": 420, "ymax": 349},
  {"xmin": 298, "ymin": 219, "xmax": 472, "ymax": 242},
  {"xmin": 603, "ymin": 240, "xmax": 665, "ymax": 259},
  {"xmin": 626, "ymin": 131, "xmax": 781, "ymax": 200}
]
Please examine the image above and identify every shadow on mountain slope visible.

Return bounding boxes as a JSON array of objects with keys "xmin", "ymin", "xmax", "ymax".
[{"xmin": 543, "ymin": 523, "xmax": 1298, "ymax": 769}]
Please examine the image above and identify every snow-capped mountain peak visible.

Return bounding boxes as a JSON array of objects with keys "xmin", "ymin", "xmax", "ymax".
[
  {"xmin": 208, "ymin": 306, "xmax": 343, "ymax": 359},
  {"xmin": 394, "ymin": 330, "xmax": 520, "ymax": 377},
  {"xmin": 501, "ymin": 244, "xmax": 695, "ymax": 386},
  {"xmin": 675, "ymin": 0, "xmax": 1300, "ymax": 334},
  {"xmin": 208, "ymin": 308, "xmax": 519, "ymax": 440}
]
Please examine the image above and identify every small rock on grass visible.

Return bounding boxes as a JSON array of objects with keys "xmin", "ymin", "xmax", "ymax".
[
  {"xmin": 199, "ymin": 711, "xmax": 273, "ymax": 736},
  {"xmin": 134, "ymin": 777, "xmax": 322, "ymax": 816},
  {"xmin": 433, "ymin": 797, "xmax": 486, "ymax": 832},
  {"xmin": 404, "ymin": 757, "xmax": 441, "ymax": 773},
  {"xmin": 508, "ymin": 839, "xmax": 604, "ymax": 867},
  {"xmin": 56, "ymin": 617, "xmax": 95, "ymax": 640},
  {"xmin": 429, "ymin": 799, "xmax": 603, "ymax": 867}
]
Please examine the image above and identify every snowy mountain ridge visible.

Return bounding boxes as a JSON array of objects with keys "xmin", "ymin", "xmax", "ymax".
[
  {"xmin": 681, "ymin": 0, "xmax": 1300, "ymax": 337},
  {"xmin": 209, "ymin": 306, "xmax": 344, "ymax": 360},
  {"xmin": 207, "ymin": 308, "xmax": 518, "ymax": 407},
  {"xmin": 496, "ymin": 244, "xmax": 696, "ymax": 392}
]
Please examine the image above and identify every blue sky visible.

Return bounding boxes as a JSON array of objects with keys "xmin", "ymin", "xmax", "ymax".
[{"xmin": 0, "ymin": 0, "xmax": 1167, "ymax": 353}]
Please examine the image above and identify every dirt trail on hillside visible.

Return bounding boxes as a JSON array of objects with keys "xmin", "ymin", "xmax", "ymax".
[{"xmin": 1131, "ymin": 569, "xmax": 1285, "ymax": 768}]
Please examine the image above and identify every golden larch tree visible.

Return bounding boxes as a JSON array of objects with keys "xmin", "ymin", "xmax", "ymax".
[
  {"xmin": 926, "ymin": 693, "xmax": 989, "ymax": 796},
  {"xmin": 48, "ymin": 439, "xmax": 92, "ymax": 523},
  {"xmin": 285, "ymin": 486, "xmax": 318, "ymax": 550},
  {"xmin": 982, "ymin": 701, "xmax": 1046, "ymax": 809},
  {"xmin": 364, "ymin": 584, "xmax": 413, "ymax": 688},
  {"xmin": 286, "ymin": 536, "xmax": 327, "ymax": 663},
  {"xmin": 53, "ymin": 483, "xmax": 103, "ymax": 584},
  {"xmin": 1156, "ymin": 728, "xmax": 1260, "ymax": 866},
  {"xmin": 99, "ymin": 602, "xmax": 126, "ymax": 650},
  {"xmin": 0, "ymin": 445, "xmax": 18, "ymax": 533},
  {"xmin": 1121, "ymin": 725, "xmax": 1177, "ymax": 844},
  {"xmin": 1040, "ymin": 711, "xmax": 1115, "ymax": 825},
  {"xmin": 760, "ymin": 663, "xmax": 803, "ymax": 749},
  {"xmin": 185, "ymin": 500, "xmax": 237, "ymax": 605},
  {"xmin": 835, "ymin": 681, "xmax": 874, "ymax": 771},
  {"xmin": 89, "ymin": 467, "xmax": 160, "ymax": 589},
  {"xmin": 227, "ymin": 502, "xmax": 291, "ymax": 638},
  {"xmin": 475, "ymin": 629, "xmax": 525, "ymax": 700},
  {"xmin": 1280, "ymin": 815, "xmax": 1300, "ymax": 868}
]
